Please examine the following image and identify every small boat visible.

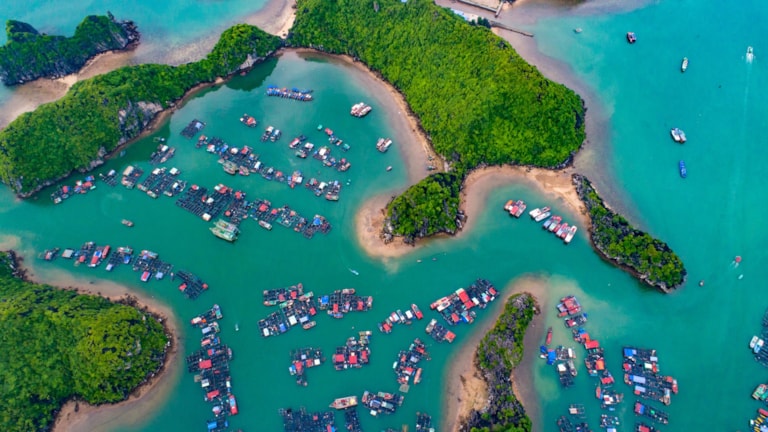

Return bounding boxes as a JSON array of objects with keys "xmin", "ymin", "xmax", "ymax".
[
  {"xmin": 258, "ymin": 220, "xmax": 272, "ymax": 230},
  {"xmin": 411, "ymin": 304, "xmax": 424, "ymax": 320},
  {"xmin": 235, "ymin": 323, "xmax": 240, "ymax": 332},
  {"xmin": 681, "ymin": 57, "xmax": 688, "ymax": 72},
  {"xmin": 302, "ymin": 321, "xmax": 316, "ymax": 330},
  {"xmin": 534, "ymin": 207, "xmax": 552, "ymax": 222},
  {"xmin": 574, "ymin": 28, "xmax": 582, "ymax": 34},
  {"xmin": 678, "ymin": 160, "xmax": 687, "ymax": 178},
  {"xmin": 626, "ymin": 32, "xmax": 637, "ymax": 44},
  {"xmin": 330, "ymin": 396, "xmax": 358, "ymax": 409},
  {"xmin": 564, "ymin": 226, "xmax": 578, "ymax": 244},
  {"xmin": 349, "ymin": 268, "xmax": 359, "ymax": 276},
  {"xmin": 228, "ymin": 394, "xmax": 238, "ymax": 415},
  {"xmin": 670, "ymin": 128, "xmax": 687, "ymax": 143},
  {"xmin": 121, "ymin": 219, "xmax": 134, "ymax": 227},
  {"xmin": 545, "ymin": 327, "xmax": 553, "ymax": 345},
  {"xmin": 753, "ymin": 383, "xmax": 768, "ymax": 400},
  {"xmin": 141, "ymin": 271, "xmax": 151, "ymax": 282},
  {"xmin": 747, "ymin": 46, "xmax": 754, "ymax": 63},
  {"xmin": 756, "ymin": 338, "xmax": 765, "ymax": 354},
  {"xmin": 750, "ymin": 335, "xmax": 759, "ymax": 349},
  {"xmin": 386, "ymin": 166, "xmax": 392, "ymax": 172}
]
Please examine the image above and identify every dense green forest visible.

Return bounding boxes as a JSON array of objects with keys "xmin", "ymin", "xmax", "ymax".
[
  {"xmin": 464, "ymin": 293, "xmax": 536, "ymax": 432},
  {"xmin": 291, "ymin": 0, "xmax": 585, "ymax": 241},
  {"xmin": 0, "ymin": 24, "xmax": 281, "ymax": 195},
  {"xmin": 574, "ymin": 174, "xmax": 687, "ymax": 290},
  {"xmin": 0, "ymin": 251, "xmax": 170, "ymax": 431},
  {"xmin": 0, "ymin": 14, "xmax": 139, "ymax": 85}
]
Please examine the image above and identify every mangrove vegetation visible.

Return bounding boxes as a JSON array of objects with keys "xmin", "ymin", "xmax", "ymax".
[
  {"xmin": 291, "ymin": 0, "xmax": 586, "ymax": 242},
  {"xmin": 0, "ymin": 23, "xmax": 281, "ymax": 195},
  {"xmin": 573, "ymin": 174, "xmax": 687, "ymax": 290},
  {"xmin": 0, "ymin": 13, "xmax": 140, "ymax": 86},
  {"xmin": 461, "ymin": 293, "xmax": 536, "ymax": 432},
  {"xmin": 0, "ymin": 251, "xmax": 170, "ymax": 432}
]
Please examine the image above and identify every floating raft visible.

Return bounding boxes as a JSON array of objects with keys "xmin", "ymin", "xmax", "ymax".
[
  {"xmin": 266, "ymin": 85, "xmax": 313, "ymax": 101},
  {"xmin": 279, "ymin": 407, "xmax": 336, "ymax": 432},
  {"xmin": 181, "ymin": 119, "xmax": 206, "ymax": 138}
]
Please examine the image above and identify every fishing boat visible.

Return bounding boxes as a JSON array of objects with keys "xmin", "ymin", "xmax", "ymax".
[
  {"xmin": 411, "ymin": 304, "xmax": 424, "ymax": 320},
  {"xmin": 755, "ymin": 338, "xmax": 765, "ymax": 354},
  {"xmin": 41, "ymin": 248, "xmax": 60, "ymax": 261},
  {"xmin": 258, "ymin": 220, "xmax": 273, "ymax": 230},
  {"xmin": 747, "ymin": 46, "xmax": 754, "ymax": 63},
  {"xmin": 678, "ymin": 160, "xmax": 687, "ymax": 178},
  {"xmin": 534, "ymin": 207, "xmax": 552, "ymax": 222},
  {"xmin": 626, "ymin": 32, "xmax": 637, "ymax": 44},
  {"xmin": 754, "ymin": 383, "xmax": 768, "ymax": 400},
  {"xmin": 564, "ymin": 226, "xmax": 578, "ymax": 244},
  {"xmin": 141, "ymin": 271, "xmax": 151, "ymax": 282},
  {"xmin": 210, "ymin": 226, "xmax": 238, "ymax": 242},
  {"xmin": 330, "ymin": 395, "xmax": 358, "ymax": 409},
  {"xmin": 670, "ymin": 128, "xmax": 687, "ymax": 143},
  {"xmin": 228, "ymin": 394, "xmax": 238, "ymax": 415},
  {"xmin": 751, "ymin": 335, "xmax": 759, "ymax": 349},
  {"xmin": 302, "ymin": 321, "xmax": 316, "ymax": 330},
  {"xmin": 121, "ymin": 219, "xmax": 134, "ymax": 227},
  {"xmin": 545, "ymin": 327, "xmax": 553, "ymax": 345},
  {"xmin": 681, "ymin": 57, "xmax": 688, "ymax": 72},
  {"xmin": 239, "ymin": 113, "xmax": 257, "ymax": 127}
]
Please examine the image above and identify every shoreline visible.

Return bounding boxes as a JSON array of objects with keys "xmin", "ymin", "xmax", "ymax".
[
  {"xmin": 15, "ymin": 258, "xmax": 183, "ymax": 432},
  {"xmin": 443, "ymin": 275, "xmax": 549, "ymax": 432},
  {"xmin": 355, "ymin": 165, "xmax": 590, "ymax": 259}
]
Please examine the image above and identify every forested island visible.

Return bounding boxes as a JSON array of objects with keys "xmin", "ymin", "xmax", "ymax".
[
  {"xmin": 573, "ymin": 174, "xmax": 687, "ymax": 290},
  {"xmin": 290, "ymin": 0, "xmax": 586, "ymax": 243},
  {"xmin": 0, "ymin": 24, "xmax": 280, "ymax": 196},
  {"xmin": 0, "ymin": 13, "xmax": 139, "ymax": 86},
  {"xmin": 460, "ymin": 293, "xmax": 536, "ymax": 432},
  {"xmin": 0, "ymin": 251, "xmax": 170, "ymax": 431}
]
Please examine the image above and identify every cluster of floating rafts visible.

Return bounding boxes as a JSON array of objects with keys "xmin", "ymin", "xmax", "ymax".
[
  {"xmin": 425, "ymin": 318, "xmax": 456, "ymax": 343},
  {"xmin": 50, "ymin": 175, "xmax": 97, "ymax": 203},
  {"xmin": 333, "ymin": 335, "xmax": 371, "ymax": 371},
  {"xmin": 288, "ymin": 347, "xmax": 324, "ymax": 386},
  {"xmin": 430, "ymin": 278, "xmax": 498, "ymax": 326},
  {"xmin": 392, "ymin": 338, "xmax": 428, "ymax": 391},
  {"xmin": 503, "ymin": 199, "xmax": 527, "ymax": 217},
  {"xmin": 184, "ymin": 304, "xmax": 238, "ymax": 432},
  {"xmin": 376, "ymin": 137, "xmax": 393, "ymax": 153},
  {"xmin": 180, "ymin": 118, "xmax": 206, "ymax": 138}
]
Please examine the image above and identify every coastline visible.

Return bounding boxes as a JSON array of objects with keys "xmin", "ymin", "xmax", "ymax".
[
  {"xmin": 443, "ymin": 275, "xmax": 549, "ymax": 432},
  {"xmin": 355, "ymin": 165, "xmax": 590, "ymax": 259},
  {"xmin": 16, "ymin": 260, "xmax": 183, "ymax": 432}
]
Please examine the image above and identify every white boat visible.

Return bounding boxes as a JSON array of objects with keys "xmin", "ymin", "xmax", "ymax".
[
  {"xmin": 681, "ymin": 57, "xmax": 688, "ymax": 72},
  {"xmin": 349, "ymin": 268, "xmax": 359, "ymax": 276},
  {"xmin": 670, "ymin": 128, "xmax": 687, "ymax": 143},
  {"xmin": 756, "ymin": 338, "xmax": 765, "ymax": 354},
  {"xmin": 529, "ymin": 207, "xmax": 542, "ymax": 219},
  {"xmin": 535, "ymin": 211, "xmax": 552, "ymax": 223},
  {"xmin": 564, "ymin": 226, "xmax": 578, "ymax": 244},
  {"xmin": 750, "ymin": 335, "xmax": 759, "ymax": 349},
  {"xmin": 747, "ymin": 46, "xmax": 754, "ymax": 63}
]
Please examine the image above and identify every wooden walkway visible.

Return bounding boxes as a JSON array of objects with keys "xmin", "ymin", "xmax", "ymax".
[{"xmin": 490, "ymin": 20, "xmax": 534, "ymax": 38}]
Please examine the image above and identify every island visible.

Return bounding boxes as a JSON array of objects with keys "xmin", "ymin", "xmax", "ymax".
[
  {"xmin": 459, "ymin": 293, "xmax": 536, "ymax": 432},
  {"xmin": 0, "ymin": 13, "xmax": 140, "ymax": 86},
  {"xmin": 290, "ymin": 0, "xmax": 586, "ymax": 243},
  {"xmin": 0, "ymin": 24, "xmax": 281, "ymax": 196},
  {"xmin": 0, "ymin": 250, "xmax": 171, "ymax": 431},
  {"xmin": 573, "ymin": 174, "xmax": 687, "ymax": 291}
]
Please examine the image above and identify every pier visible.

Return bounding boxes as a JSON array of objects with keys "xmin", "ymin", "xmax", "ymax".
[{"xmin": 490, "ymin": 20, "xmax": 534, "ymax": 37}]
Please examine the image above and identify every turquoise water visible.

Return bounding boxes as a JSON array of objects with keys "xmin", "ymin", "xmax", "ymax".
[{"xmin": 1, "ymin": 1, "xmax": 767, "ymax": 431}]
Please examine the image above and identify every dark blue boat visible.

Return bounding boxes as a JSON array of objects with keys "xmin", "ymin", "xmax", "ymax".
[{"xmin": 679, "ymin": 160, "xmax": 687, "ymax": 178}]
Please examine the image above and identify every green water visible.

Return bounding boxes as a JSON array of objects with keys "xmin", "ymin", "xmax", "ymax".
[{"xmin": 2, "ymin": 1, "xmax": 767, "ymax": 431}]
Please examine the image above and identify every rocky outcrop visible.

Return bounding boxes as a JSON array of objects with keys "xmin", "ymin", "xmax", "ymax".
[
  {"xmin": 117, "ymin": 101, "xmax": 164, "ymax": 146},
  {"xmin": 573, "ymin": 174, "xmax": 687, "ymax": 292},
  {"xmin": 0, "ymin": 14, "xmax": 140, "ymax": 85}
]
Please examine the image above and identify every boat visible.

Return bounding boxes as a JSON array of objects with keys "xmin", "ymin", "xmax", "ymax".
[
  {"xmin": 681, "ymin": 57, "xmax": 688, "ymax": 72},
  {"xmin": 210, "ymin": 226, "xmax": 238, "ymax": 242},
  {"xmin": 414, "ymin": 367, "xmax": 423, "ymax": 384},
  {"xmin": 349, "ymin": 269, "xmax": 359, "ymax": 276},
  {"xmin": 678, "ymin": 160, "xmax": 687, "ymax": 178},
  {"xmin": 376, "ymin": 137, "xmax": 393, "ymax": 153},
  {"xmin": 141, "ymin": 271, "xmax": 151, "ymax": 282},
  {"xmin": 670, "ymin": 128, "xmax": 687, "ymax": 143},
  {"xmin": 534, "ymin": 207, "xmax": 552, "ymax": 222},
  {"xmin": 564, "ymin": 225, "xmax": 578, "ymax": 244},
  {"xmin": 239, "ymin": 113, "xmax": 257, "ymax": 127},
  {"xmin": 411, "ymin": 304, "xmax": 424, "ymax": 320},
  {"xmin": 330, "ymin": 395, "xmax": 358, "ymax": 409},
  {"xmin": 545, "ymin": 327, "xmax": 553, "ymax": 345},
  {"xmin": 754, "ymin": 383, "xmax": 768, "ymax": 400},
  {"xmin": 228, "ymin": 394, "xmax": 238, "ymax": 415},
  {"xmin": 626, "ymin": 32, "xmax": 637, "ymax": 44},
  {"xmin": 747, "ymin": 46, "xmax": 754, "ymax": 63},
  {"xmin": 755, "ymin": 338, "xmax": 765, "ymax": 354},
  {"xmin": 574, "ymin": 28, "xmax": 582, "ymax": 34},
  {"xmin": 235, "ymin": 323, "xmax": 240, "ymax": 332},
  {"xmin": 751, "ymin": 335, "xmax": 759, "ymax": 349},
  {"xmin": 41, "ymin": 248, "xmax": 60, "ymax": 261},
  {"xmin": 258, "ymin": 220, "xmax": 273, "ymax": 230},
  {"xmin": 302, "ymin": 321, "xmax": 316, "ymax": 330},
  {"xmin": 121, "ymin": 219, "xmax": 134, "ymax": 227}
]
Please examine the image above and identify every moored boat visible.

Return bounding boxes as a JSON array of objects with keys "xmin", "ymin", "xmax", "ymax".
[
  {"xmin": 670, "ymin": 127, "xmax": 687, "ymax": 143},
  {"xmin": 681, "ymin": 57, "xmax": 688, "ymax": 72},
  {"xmin": 330, "ymin": 395, "xmax": 358, "ymax": 409},
  {"xmin": 753, "ymin": 383, "xmax": 768, "ymax": 400},
  {"xmin": 545, "ymin": 327, "xmax": 553, "ymax": 345},
  {"xmin": 626, "ymin": 32, "xmax": 637, "ymax": 44},
  {"xmin": 755, "ymin": 338, "xmax": 764, "ymax": 354},
  {"xmin": 564, "ymin": 225, "xmax": 578, "ymax": 244},
  {"xmin": 210, "ymin": 226, "xmax": 237, "ymax": 242},
  {"xmin": 534, "ymin": 208, "xmax": 552, "ymax": 222},
  {"xmin": 121, "ymin": 219, "xmax": 134, "ymax": 227},
  {"xmin": 751, "ymin": 335, "xmax": 759, "ymax": 349},
  {"xmin": 259, "ymin": 220, "xmax": 273, "ymax": 230},
  {"xmin": 678, "ymin": 160, "xmax": 687, "ymax": 178},
  {"xmin": 302, "ymin": 321, "xmax": 316, "ymax": 330},
  {"xmin": 411, "ymin": 304, "xmax": 424, "ymax": 320},
  {"xmin": 228, "ymin": 394, "xmax": 238, "ymax": 415}
]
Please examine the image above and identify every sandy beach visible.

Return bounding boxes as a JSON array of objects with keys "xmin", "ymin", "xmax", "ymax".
[
  {"xmin": 246, "ymin": 0, "xmax": 297, "ymax": 39},
  {"xmin": 16, "ymin": 261, "xmax": 183, "ymax": 432},
  {"xmin": 443, "ymin": 275, "xmax": 549, "ymax": 432}
]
